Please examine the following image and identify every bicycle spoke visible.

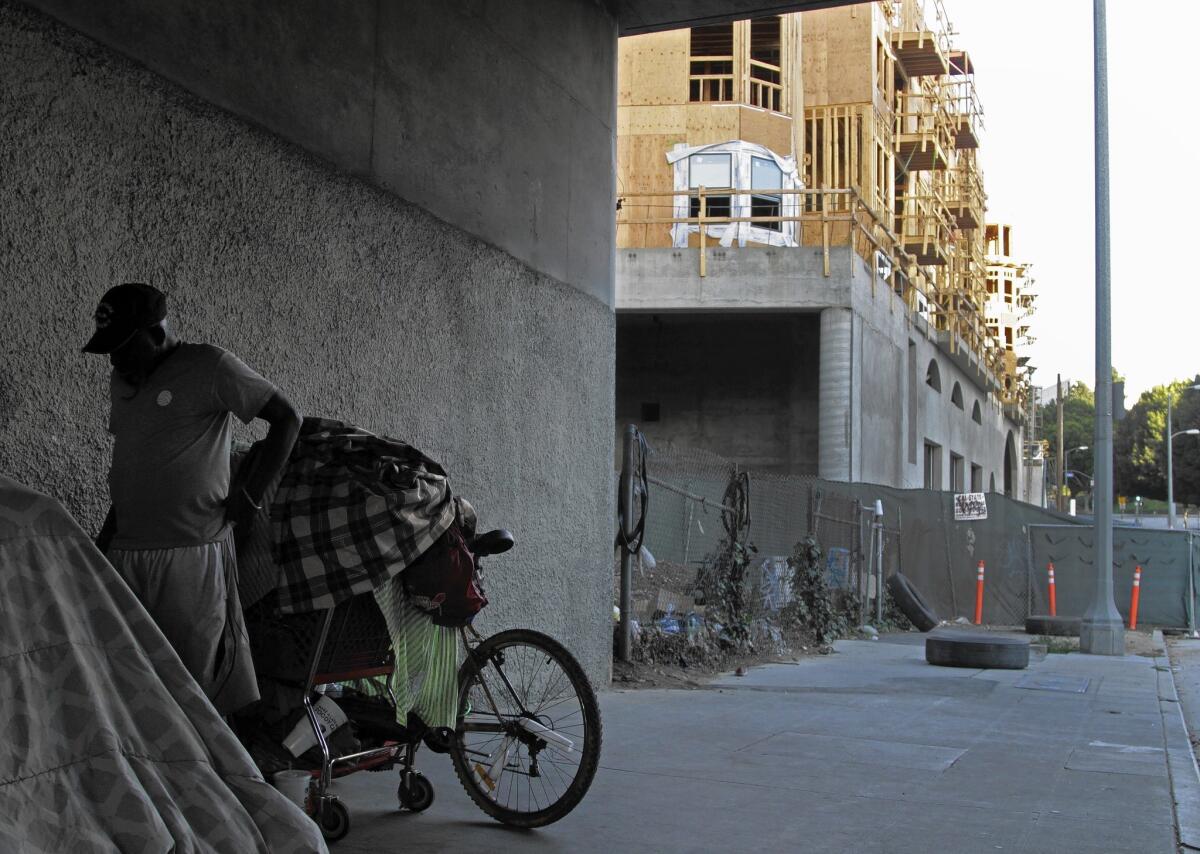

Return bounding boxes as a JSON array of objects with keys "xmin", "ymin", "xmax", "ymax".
[{"xmin": 452, "ymin": 631, "xmax": 599, "ymax": 826}]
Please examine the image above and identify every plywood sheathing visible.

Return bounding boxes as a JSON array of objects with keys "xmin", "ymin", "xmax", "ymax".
[{"xmin": 802, "ymin": 6, "xmax": 877, "ymax": 109}]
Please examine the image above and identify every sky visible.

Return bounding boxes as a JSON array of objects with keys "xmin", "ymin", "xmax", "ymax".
[{"xmin": 944, "ymin": 0, "xmax": 1198, "ymax": 403}]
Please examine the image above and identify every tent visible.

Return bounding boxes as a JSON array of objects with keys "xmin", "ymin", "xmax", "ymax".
[{"xmin": 0, "ymin": 476, "xmax": 327, "ymax": 852}]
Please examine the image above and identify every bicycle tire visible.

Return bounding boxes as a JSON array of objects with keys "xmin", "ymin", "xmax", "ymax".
[{"xmin": 450, "ymin": 629, "xmax": 602, "ymax": 828}]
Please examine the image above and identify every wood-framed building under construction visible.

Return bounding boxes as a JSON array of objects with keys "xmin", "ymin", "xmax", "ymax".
[{"xmin": 614, "ymin": 0, "xmax": 1041, "ymax": 501}]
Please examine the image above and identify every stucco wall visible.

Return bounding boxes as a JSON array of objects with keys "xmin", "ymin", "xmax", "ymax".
[
  {"xmin": 19, "ymin": 0, "xmax": 617, "ymax": 307},
  {"xmin": 0, "ymin": 1, "xmax": 614, "ymax": 683}
]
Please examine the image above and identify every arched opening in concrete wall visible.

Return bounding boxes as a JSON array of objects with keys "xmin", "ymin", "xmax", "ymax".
[
  {"xmin": 989, "ymin": 472, "xmax": 996, "ymax": 492},
  {"xmin": 951, "ymin": 382, "xmax": 963, "ymax": 409},
  {"xmin": 972, "ymin": 400, "xmax": 982, "ymax": 424},
  {"xmin": 1003, "ymin": 431, "xmax": 1016, "ymax": 497},
  {"xmin": 926, "ymin": 359, "xmax": 941, "ymax": 392}
]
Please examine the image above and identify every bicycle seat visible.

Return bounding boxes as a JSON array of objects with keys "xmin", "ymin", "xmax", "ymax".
[{"xmin": 470, "ymin": 529, "xmax": 514, "ymax": 557}]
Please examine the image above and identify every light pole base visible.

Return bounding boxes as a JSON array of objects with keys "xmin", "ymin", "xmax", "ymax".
[{"xmin": 1080, "ymin": 615, "xmax": 1125, "ymax": 656}]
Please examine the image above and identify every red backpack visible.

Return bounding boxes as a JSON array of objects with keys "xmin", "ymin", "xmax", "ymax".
[{"xmin": 402, "ymin": 523, "xmax": 488, "ymax": 627}]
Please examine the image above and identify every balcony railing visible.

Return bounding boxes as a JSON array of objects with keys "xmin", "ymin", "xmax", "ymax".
[
  {"xmin": 944, "ymin": 76, "xmax": 983, "ymax": 150},
  {"xmin": 616, "ymin": 187, "xmax": 898, "ymax": 283},
  {"xmin": 748, "ymin": 59, "xmax": 783, "ymax": 111},
  {"xmin": 885, "ymin": 0, "xmax": 952, "ymax": 77},
  {"xmin": 895, "ymin": 175, "xmax": 954, "ymax": 264},
  {"xmin": 688, "ymin": 56, "xmax": 734, "ymax": 103},
  {"xmin": 941, "ymin": 155, "xmax": 985, "ymax": 229},
  {"xmin": 895, "ymin": 78, "xmax": 953, "ymax": 173}
]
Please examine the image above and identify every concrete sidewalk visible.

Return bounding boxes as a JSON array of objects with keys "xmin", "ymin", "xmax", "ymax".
[{"xmin": 331, "ymin": 638, "xmax": 1182, "ymax": 853}]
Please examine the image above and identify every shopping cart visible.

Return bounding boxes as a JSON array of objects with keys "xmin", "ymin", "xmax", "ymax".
[{"xmin": 241, "ymin": 530, "xmax": 602, "ymax": 844}]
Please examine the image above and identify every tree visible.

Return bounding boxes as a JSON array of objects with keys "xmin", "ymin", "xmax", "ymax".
[
  {"xmin": 1039, "ymin": 382, "xmax": 1095, "ymax": 497},
  {"xmin": 1114, "ymin": 377, "xmax": 1200, "ymax": 502},
  {"xmin": 1169, "ymin": 377, "xmax": 1200, "ymax": 506}
]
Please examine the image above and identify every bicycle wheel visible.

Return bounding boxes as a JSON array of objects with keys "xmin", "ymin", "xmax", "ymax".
[{"xmin": 450, "ymin": 629, "xmax": 601, "ymax": 827}]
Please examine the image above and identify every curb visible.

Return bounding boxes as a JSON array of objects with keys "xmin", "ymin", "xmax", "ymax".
[{"xmin": 1158, "ymin": 630, "xmax": 1200, "ymax": 851}]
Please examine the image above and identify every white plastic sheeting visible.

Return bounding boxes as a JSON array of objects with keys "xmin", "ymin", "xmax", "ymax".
[{"xmin": 667, "ymin": 140, "xmax": 803, "ymax": 249}]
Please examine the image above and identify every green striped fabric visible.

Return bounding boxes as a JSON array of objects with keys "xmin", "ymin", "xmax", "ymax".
[{"xmin": 368, "ymin": 574, "xmax": 459, "ymax": 729}]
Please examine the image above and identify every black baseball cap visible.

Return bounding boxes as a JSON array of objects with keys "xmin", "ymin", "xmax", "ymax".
[{"xmin": 81, "ymin": 283, "xmax": 168, "ymax": 354}]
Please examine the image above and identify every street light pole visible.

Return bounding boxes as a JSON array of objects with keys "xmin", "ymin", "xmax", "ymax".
[
  {"xmin": 1169, "ymin": 426, "xmax": 1200, "ymax": 527},
  {"xmin": 1169, "ymin": 391, "xmax": 1176, "ymax": 527},
  {"xmin": 1166, "ymin": 385, "xmax": 1200, "ymax": 528},
  {"xmin": 1081, "ymin": 0, "xmax": 1124, "ymax": 655}
]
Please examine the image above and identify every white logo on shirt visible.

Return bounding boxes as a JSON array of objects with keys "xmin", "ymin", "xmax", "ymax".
[
  {"xmin": 157, "ymin": 390, "xmax": 173, "ymax": 407},
  {"xmin": 94, "ymin": 302, "xmax": 114, "ymax": 329}
]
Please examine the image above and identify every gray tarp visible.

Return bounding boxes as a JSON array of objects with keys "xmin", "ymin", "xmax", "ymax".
[
  {"xmin": 828, "ymin": 484, "xmax": 1081, "ymax": 626},
  {"xmin": 0, "ymin": 476, "xmax": 328, "ymax": 852},
  {"xmin": 1029, "ymin": 525, "xmax": 1199, "ymax": 629}
]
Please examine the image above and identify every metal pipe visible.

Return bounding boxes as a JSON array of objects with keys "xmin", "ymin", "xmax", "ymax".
[
  {"xmin": 1080, "ymin": 0, "xmax": 1124, "ymax": 655},
  {"xmin": 618, "ymin": 424, "xmax": 636, "ymax": 662},
  {"xmin": 1169, "ymin": 392, "xmax": 1176, "ymax": 528},
  {"xmin": 1189, "ymin": 533, "xmax": 1197, "ymax": 638},
  {"xmin": 1056, "ymin": 374, "xmax": 1065, "ymax": 512}
]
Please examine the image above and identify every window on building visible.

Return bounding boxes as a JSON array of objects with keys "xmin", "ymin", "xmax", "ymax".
[
  {"xmin": 950, "ymin": 453, "xmax": 965, "ymax": 492},
  {"xmin": 926, "ymin": 359, "xmax": 941, "ymax": 392},
  {"xmin": 972, "ymin": 400, "xmax": 982, "ymax": 424},
  {"xmin": 1004, "ymin": 280, "xmax": 1013, "ymax": 304},
  {"xmin": 923, "ymin": 441, "xmax": 942, "ymax": 490},
  {"xmin": 688, "ymin": 153, "xmax": 732, "ymax": 220},
  {"xmin": 750, "ymin": 156, "xmax": 783, "ymax": 231},
  {"xmin": 970, "ymin": 463, "xmax": 983, "ymax": 492},
  {"xmin": 749, "ymin": 17, "xmax": 782, "ymax": 111},
  {"xmin": 689, "ymin": 24, "xmax": 734, "ymax": 103},
  {"xmin": 1005, "ymin": 327, "xmax": 1013, "ymax": 348},
  {"xmin": 951, "ymin": 382, "xmax": 964, "ymax": 410},
  {"xmin": 986, "ymin": 277, "xmax": 998, "ymax": 294}
]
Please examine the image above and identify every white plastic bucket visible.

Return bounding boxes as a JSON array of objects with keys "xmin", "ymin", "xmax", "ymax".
[{"xmin": 272, "ymin": 769, "xmax": 311, "ymax": 811}]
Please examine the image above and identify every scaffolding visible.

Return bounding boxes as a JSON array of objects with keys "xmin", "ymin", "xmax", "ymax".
[{"xmin": 615, "ymin": 0, "xmax": 1035, "ymax": 415}]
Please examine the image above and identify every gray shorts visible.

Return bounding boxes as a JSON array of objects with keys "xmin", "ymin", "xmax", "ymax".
[{"xmin": 108, "ymin": 526, "xmax": 259, "ymax": 715}]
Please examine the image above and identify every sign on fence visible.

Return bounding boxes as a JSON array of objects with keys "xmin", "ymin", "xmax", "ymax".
[{"xmin": 953, "ymin": 492, "xmax": 988, "ymax": 521}]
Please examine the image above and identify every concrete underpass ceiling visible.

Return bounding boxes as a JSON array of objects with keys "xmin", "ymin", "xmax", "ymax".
[{"xmin": 616, "ymin": 0, "xmax": 864, "ymax": 35}]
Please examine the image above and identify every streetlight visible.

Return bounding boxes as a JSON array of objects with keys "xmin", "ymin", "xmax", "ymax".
[
  {"xmin": 1059, "ymin": 446, "xmax": 1088, "ymax": 507},
  {"xmin": 1067, "ymin": 470, "xmax": 1095, "ymax": 513},
  {"xmin": 1166, "ymin": 385, "xmax": 1200, "ymax": 528},
  {"xmin": 1081, "ymin": 0, "xmax": 1123, "ymax": 656}
]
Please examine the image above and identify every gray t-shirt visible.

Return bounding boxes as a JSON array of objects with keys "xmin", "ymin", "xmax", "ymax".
[{"xmin": 107, "ymin": 343, "xmax": 276, "ymax": 549}]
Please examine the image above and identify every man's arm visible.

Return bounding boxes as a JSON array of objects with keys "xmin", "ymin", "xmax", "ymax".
[{"xmin": 226, "ymin": 390, "xmax": 302, "ymax": 529}]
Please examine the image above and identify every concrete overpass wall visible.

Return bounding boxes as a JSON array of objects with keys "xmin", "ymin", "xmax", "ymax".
[{"xmin": 0, "ymin": 0, "xmax": 615, "ymax": 682}]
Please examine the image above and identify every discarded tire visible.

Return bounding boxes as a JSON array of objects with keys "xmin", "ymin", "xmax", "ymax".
[
  {"xmin": 925, "ymin": 631, "xmax": 1029, "ymax": 669},
  {"xmin": 886, "ymin": 572, "xmax": 939, "ymax": 632},
  {"xmin": 1025, "ymin": 615, "xmax": 1080, "ymax": 637}
]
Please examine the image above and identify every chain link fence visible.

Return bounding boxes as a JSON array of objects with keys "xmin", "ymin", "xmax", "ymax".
[{"xmin": 614, "ymin": 435, "xmax": 903, "ymax": 660}]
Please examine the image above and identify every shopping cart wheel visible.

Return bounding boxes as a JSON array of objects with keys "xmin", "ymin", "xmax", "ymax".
[
  {"xmin": 318, "ymin": 798, "xmax": 351, "ymax": 842},
  {"xmin": 397, "ymin": 770, "xmax": 435, "ymax": 812}
]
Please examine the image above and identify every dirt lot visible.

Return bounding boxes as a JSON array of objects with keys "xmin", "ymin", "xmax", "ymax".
[
  {"xmin": 611, "ymin": 624, "xmax": 921, "ymax": 689},
  {"xmin": 612, "ymin": 624, "xmax": 1167, "ymax": 689}
]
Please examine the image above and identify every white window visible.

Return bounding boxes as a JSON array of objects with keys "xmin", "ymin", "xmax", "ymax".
[
  {"xmin": 751, "ymin": 157, "xmax": 783, "ymax": 232},
  {"xmin": 689, "ymin": 154, "xmax": 732, "ymax": 220},
  {"xmin": 689, "ymin": 154, "xmax": 731, "ymax": 189}
]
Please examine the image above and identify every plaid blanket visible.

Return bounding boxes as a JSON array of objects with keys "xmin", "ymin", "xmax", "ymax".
[{"xmin": 272, "ymin": 418, "xmax": 457, "ymax": 613}]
